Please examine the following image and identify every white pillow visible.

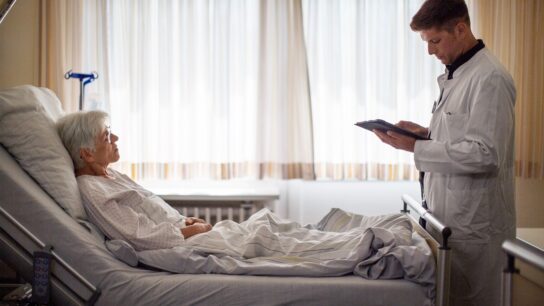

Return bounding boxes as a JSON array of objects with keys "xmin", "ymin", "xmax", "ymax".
[{"xmin": 0, "ymin": 85, "xmax": 87, "ymax": 220}]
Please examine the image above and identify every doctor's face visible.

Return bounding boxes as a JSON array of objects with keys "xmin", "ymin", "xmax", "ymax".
[{"xmin": 420, "ymin": 26, "xmax": 464, "ymax": 65}]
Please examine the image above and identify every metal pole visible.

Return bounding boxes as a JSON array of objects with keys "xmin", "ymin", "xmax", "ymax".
[
  {"xmin": 500, "ymin": 239, "xmax": 544, "ymax": 306},
  {"xmin": 402, "ymin": 194, "xmax": 451, "ymax": 247},
  {"xmin": 0, "ymin": 0, "xmax": 17, "ymax": 24},
  {"xmin": 79, "ymin": 80, "xmax": 85, "ymax": 110},
  {"xmin": 436, "ymin": 248, "xmax": 451, "ymax": 306},
  {"xmin": 402, "ymin": 194, "xmax": 452, "ymax": 306},
  {"xmin": 501, "ymin": 254, "xmax": 516, "ymax": 306}
]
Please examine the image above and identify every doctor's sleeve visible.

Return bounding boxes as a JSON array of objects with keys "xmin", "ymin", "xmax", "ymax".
[{"xmin": 414, "ymin": 71, "xmax": 515, "ymax": 174}]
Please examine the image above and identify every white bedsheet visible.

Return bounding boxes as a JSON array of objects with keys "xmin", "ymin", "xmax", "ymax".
[{"xmin": 136, "ymin": 208, "xmax": 435, "ymax": 298}]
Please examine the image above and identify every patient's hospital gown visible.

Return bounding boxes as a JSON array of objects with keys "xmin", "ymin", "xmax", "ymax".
[{"xmin": 78, "ymin": 169, "xmax": 187, "ymax": 251}]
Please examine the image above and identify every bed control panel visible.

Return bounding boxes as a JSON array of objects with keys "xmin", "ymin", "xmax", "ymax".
[{"xmin": 31, "ymin": 247, "xmax": 52, "ymax": 305}]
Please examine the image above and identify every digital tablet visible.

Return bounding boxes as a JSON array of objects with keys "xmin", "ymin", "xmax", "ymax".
[{"xmin": 355, "ymin": 119, "xmax": 429, "ymax": 140}]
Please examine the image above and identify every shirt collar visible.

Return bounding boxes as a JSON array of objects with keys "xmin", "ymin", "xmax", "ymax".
[{"xmin": 446, "ymin": 39, "xmax": 485, "ymax": 80}]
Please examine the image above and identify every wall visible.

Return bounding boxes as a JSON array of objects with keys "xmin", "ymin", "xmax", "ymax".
[
  {"xmin": 0, "ymin": 0, "xmax": 40, "ymax": 89},
  {"xmin": 287, "ymin": 180, "xmax": 421, "ymax": 224},
  {"xmin": 291, "ymin": 179, "xmax": 543, "ymax": 227},
  {"xmin": 516, "ymin": 178, "xmax": 544, "ymax": 228},
  {"xmin": 0, "ymin": 0, "xmax": 41, "ymax": 280}
]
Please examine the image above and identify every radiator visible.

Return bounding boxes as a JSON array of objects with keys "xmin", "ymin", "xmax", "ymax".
[
  {"xmin": 141, "ymin": 181, "xmax": 280, "ymax": 225},
  {"xmin": 168, "ymin": 200, "xmax": 264, "ymax": 225}
]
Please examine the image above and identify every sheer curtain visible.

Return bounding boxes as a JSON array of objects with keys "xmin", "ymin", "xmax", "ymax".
[
  {"xmin": 472, "ymin": 0, "xmax": 544, "ymax": 178},
  {"xmin": 48, "ymin": 0, "xmax": 448, "ymax": 181},
  {"xmin": 98, "ymin": 0, "xmax": 313, "ymax": 180},
  {"xmin": 302, "ymin": 0, "xmax": 443, "ymax": 180},
  {"xmin": 39, "ymin": 0, "xmax": 109, "ymax": 112},
  {"xmin": 39, "ymin": 0, "xmax": 84, "ymax": 112}
]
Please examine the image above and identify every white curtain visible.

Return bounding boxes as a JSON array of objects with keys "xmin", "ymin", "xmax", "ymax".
[
  {"xmin": 75, "ymin": 0, "xmax": 447, "ymax": 181},
  {"xmin": 82, "ymin": 0, "xmax": 314, "ymax": 180},
  {"xmin": 302, "ymin": 0, "xmax": 443, "ymax": 180},
  {"xmin": 39, "ymin": 0, "xmax": 84, "ymax": 112}
]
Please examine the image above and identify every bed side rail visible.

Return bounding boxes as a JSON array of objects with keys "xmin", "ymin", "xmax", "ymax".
[
  {"xmin": 401, "ymin": 194, "xmax": 451, "ymax": 306},
  {"xmin": 0, "ymin": 206, "xmax": 100, "ymax": 305},
  {"xmin": 401, "ymin": 194, "xmax": 451, "ymax": 248},
  {"xmin": 501, "ymin": 238, "xmax": 544, "ymax": 306}
]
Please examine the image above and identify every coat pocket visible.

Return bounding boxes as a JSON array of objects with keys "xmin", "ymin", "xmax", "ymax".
[{"xmin": 442, "ymin": 112, "xmax": 468, "ymax": 142}]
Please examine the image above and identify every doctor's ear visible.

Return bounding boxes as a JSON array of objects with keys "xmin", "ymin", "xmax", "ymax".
[
  {"xmin": 79, "ymin": 148, "xmax": 94, "ymax": 163},
  {"xmin": 454, "ymin": 22, "xmax": 468, "ymax": 39}
]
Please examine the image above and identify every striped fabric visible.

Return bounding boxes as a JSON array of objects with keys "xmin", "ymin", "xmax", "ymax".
[
  {"xmin": 136, "ymin": 208, "xmax": 436, "ymax": 298},
  {"xmin": 77, "ymin": 169, "xmax": 187, "ymax": 251}
]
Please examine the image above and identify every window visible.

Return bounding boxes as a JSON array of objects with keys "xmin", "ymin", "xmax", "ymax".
[{"xmin": 80, "ymin": 0, "xmax": 442, "ymax": 181}]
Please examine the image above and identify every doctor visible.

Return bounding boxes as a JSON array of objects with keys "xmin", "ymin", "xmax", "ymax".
[{"xmin": 373, "ymin": 0, "xmax": 515, "ymax": 305}]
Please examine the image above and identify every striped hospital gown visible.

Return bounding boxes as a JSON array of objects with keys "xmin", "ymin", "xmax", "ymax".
[{"xmin": 77, "ymin": 169, "xmax": 187, "ymax": 251}]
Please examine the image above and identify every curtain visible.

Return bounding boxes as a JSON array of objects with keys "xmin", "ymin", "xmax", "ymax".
[
  {"xmin": 39, "ymin": 0, "xmax": 84, "ymax": 112},
  {"xmin": 43, "ymin": 0, "xmax": 447, "ymax": 182},
  {"xmin": 302, "ymin": 0, "xmax": 442, "ymax": 180},
  {"xmin": 100, "ymin": 0, "xmax": 313, "ymax": 180},
  {"xmin": 472, "ymin": 0, "xmax": 544, "ymax": 179}
]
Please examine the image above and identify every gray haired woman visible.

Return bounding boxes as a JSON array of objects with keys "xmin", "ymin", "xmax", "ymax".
[{"xmin": 57, "ymin": 111, "xmax": 211, "ymax": 251}]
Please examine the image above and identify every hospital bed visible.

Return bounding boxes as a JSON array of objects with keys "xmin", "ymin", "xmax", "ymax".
[
  {"xmin": 0, "ymin": 86, "xmax": 452, "ymax": 306},
  {"xmin": 501, "ymin": 237, "xmax": 544, "ymax": 306}
]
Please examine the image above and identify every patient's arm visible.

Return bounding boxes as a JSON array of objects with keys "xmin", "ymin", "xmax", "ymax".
[{"xmin": 181, "ymin": 223, "xmax": 212, "ymax": 239}]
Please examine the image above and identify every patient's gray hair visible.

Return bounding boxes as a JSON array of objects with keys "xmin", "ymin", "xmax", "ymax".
[{"xmin": 56, "ymin": 111, "xmax": 109, "ymax": 169}]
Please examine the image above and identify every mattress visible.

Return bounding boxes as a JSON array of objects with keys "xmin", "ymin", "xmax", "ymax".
[{"xmin": 0, "ymin": 145, "xmax": 432, "ymax": 306}]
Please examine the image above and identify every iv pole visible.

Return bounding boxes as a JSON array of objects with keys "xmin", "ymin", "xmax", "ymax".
[{"xmin": 64, "ymin": 70, "xmax": 99, "ymax": 110}]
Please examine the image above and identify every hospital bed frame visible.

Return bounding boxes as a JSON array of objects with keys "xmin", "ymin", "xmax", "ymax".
[
  {"xmin": 0, "ymin": 192, "xmax": 451, "ymax": 306},
  {"xmin": 0, "ymin": 136, "xmax": 451, "ymax": 305},
  {"xmin": 0, "ymin": 206, "xmax": 100, "ymax": 305},
  {"xmin": 0, "ymin": 84, "xmax": 450, "ymax": 305},
  {"xmin": 401, "ymin": 194, "xmax": 452, "ymax": 306},
  {"xmin": 501, "ymin": 238, "xmax": 544, "ymax": 306}
]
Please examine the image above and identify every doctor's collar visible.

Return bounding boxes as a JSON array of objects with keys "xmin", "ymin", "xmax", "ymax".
[{"xmin": 446, "ymin": 39, "xmax": 485, "ymax": 80}]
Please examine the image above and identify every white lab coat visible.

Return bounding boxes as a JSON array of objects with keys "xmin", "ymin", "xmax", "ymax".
[{"xmin": 414, "ymin": 48, "xmax": 516, "ymax": 306}]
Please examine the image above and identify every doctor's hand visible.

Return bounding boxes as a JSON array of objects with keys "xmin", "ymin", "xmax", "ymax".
[
  {"xmin": 396, "ymin": 121, "xmax": 429, "ymax": 138},
  {"xmin": 374, "ymin": 129, "xmax": 417, "ymax": 152}
]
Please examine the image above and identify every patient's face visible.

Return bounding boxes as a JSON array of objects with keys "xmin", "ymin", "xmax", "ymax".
[{"xmin": 92, "ymin": 125, "xmax": 120, "ymax": 166}]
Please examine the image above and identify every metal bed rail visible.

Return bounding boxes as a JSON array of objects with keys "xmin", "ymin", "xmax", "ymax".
[
  {"xmin": 401, "ymin": 194, "xmax": 452, "ymax": 306},
  {"xmin": 0, "ymin": 206, "xmax": 100, "ymax": 305},
  {"xmin": 0, "ymin": 0, "xmax": 17, "ymax": 25},
  {"xmin": 501, "ymin": 238, "xmax": 544, "ymax": 306}
]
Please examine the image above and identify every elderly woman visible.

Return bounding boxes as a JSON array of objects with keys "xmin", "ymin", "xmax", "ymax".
[{"xmin": 57, "ymin": 110, "xmax": 212, "ymax": 251}]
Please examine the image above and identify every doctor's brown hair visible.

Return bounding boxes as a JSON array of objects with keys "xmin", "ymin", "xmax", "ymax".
[{"xmin": 410, "ymin": 0, "xmax": 470, "ymax": 32}]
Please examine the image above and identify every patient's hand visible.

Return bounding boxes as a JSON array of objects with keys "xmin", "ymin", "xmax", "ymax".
[
  {"xmin": 181, "ymin": 223, "xmax": 212, "ymax": 239},
  {"xmin": 185, "ymin": 217, "xmax": 206, "ymax": 225},
  {"xmin": 396, "ymin": 121, "xmax": 429, "ymax": 138}
]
